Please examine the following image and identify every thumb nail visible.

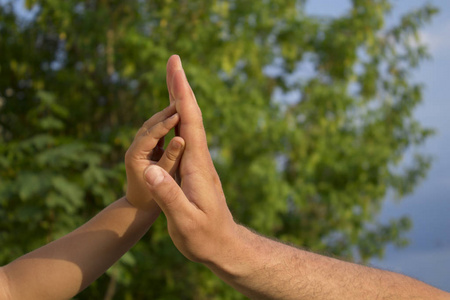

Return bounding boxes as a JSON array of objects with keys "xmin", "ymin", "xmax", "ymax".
[{"xmin": 144, "ymin": 165, "xmax": 165, "ymax": 186}]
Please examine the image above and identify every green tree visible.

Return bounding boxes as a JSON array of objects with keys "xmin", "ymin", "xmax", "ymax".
[{"xmin": 0, "ymin": 0, "xmax": 436, "ymax": 298}]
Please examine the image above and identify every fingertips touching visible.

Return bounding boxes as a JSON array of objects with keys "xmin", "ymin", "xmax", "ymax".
[
  {"xmin": 129, "ymin": 113, "xmax": 180, "ymax": 160},
  {"xmin": 136, "ymin": 104, "xmax": 177, "ymax": 137},
  {"xmin": 142, "ymin": 113, "xmax": 179, "ymax": 138}
]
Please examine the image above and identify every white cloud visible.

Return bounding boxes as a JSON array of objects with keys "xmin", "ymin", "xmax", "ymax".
[{"xmin": 420, "ymin": 20, "xmax": 450, "ymax": 56}]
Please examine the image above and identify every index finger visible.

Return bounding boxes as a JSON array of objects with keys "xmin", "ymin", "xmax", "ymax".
[
  {"xmin": 166, "ymin": 55, "xmax": 183, "ymax": 104},
  {"xmin": 171, "ymin": 68, "xmax": 209, "ymax": 161}
]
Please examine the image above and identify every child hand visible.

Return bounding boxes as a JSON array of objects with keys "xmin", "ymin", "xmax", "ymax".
[{"xmin": 125, "ymin": 104, "xmax": 185, "ymax": 211}]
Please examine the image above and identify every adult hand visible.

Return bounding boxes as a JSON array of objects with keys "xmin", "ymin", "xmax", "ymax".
[
  {"xmin": 144, "ymin": 55, "xmax": 238, "ymax": 264},
  {"xmin": 125, "ymin": 104, "xmax": 185, "ymax": 211},
  {"xmin": 143, "ymin": 57, "xmax": 450, "ymax": 300}
]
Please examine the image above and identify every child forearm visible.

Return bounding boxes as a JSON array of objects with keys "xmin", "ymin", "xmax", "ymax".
[{"xmin": 0, "ymin": 197, "xmax": 158, "ymax": 300}]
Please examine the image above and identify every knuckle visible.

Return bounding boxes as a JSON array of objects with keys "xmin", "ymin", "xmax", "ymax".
[
  {"xmin": 124, "ymin": 148, "xmax": 133, "ymax": 167},
  {"xmin": 142, "ymin": 118, "xmax": 154, "ymax": 129},
  {"xmin": 142, "ymin": 126, "xmax": 158, "ymax": 139},
  {"xmin": 141, "ymin": 126, "xmax": 150, "ymax": 137},
  {"xmin": 165, "ymin": 148, "xmax": 179, "ymax": 162},
  {"xmin": 182, "ymin": 217, "xmax": 199, "ymax": 234},
  {"xmin": 144, "ymin": 126, "xmax": 154, "ymax": 136}
]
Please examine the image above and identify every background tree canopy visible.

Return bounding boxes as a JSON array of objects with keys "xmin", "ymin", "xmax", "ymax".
[{"xmin": 0, "ymin": 0, "xmax": 437, "ymax": 298}]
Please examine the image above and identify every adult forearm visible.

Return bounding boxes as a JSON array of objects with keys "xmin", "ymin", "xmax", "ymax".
[
  {"xmin": 207, "ymin": 225, "xmax": 449, "ymax": 300},
  {"xmin": 1, "ymin": 197, "xmax": 159, "ymax": 300}
]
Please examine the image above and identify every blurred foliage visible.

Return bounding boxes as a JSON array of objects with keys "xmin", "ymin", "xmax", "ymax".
[{"xmin": 0, "ymin": 0, "xmax": 436, "ymax": 298}]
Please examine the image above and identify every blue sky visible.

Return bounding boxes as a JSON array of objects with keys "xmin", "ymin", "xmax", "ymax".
[{"xmin": 307, "ymin": 0, "xmax": 450, "ymax": 292}]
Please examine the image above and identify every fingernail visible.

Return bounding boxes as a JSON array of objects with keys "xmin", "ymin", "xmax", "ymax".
[
  {"xmin": 144, "ymin": 165, "xmax": 164, "ymax": 186},
  {"xmin": 172, "ymin": 140, "xmax": 182, "ymax": 150}
]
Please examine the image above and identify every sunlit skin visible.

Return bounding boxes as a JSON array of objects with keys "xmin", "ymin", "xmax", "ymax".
[
  {"xmin": 0, "ymin": 55, "xmax": 447, "ymax": 300},
  {"xmin": 0, "ymin": 101, "xmax": 184, "ymax": 300},
  {"xmin": 144, "ymin": 55, "xmax": 450, "ymax": 300}
]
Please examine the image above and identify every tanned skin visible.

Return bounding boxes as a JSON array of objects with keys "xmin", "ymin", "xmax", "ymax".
[
  {"xmin": 144, "ymin": 55, "xmax": 450, "ymax": 300},
  {"xmin": 0, "ymin": 101, "xmax": 184, "ymax": 300}
]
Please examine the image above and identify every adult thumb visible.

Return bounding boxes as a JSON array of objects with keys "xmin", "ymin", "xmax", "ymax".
[{"xmin": 144, "ymin": 165, "xmax": 191, "ymax": 218}]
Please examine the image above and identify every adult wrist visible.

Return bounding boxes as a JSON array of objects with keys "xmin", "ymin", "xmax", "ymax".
[{"xmin": 204, "ymin": 224, "xmax": 263, "ymax": 280}]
